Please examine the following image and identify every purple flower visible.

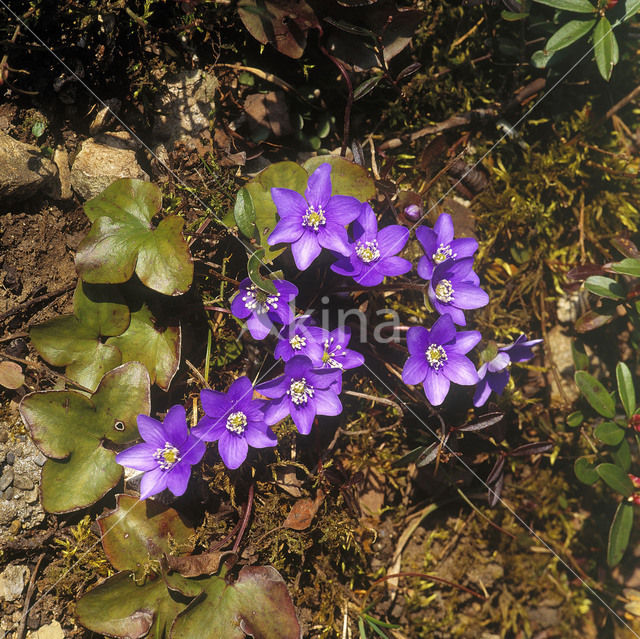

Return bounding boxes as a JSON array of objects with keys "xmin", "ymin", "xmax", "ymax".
[
  {"xmin": 415, "ymin": 212, "xmax": 478, "ymax": 281},
  {"xmin": 268, "ymin": 163, "xmax": 362, "ymax": 270},
  {"xmin": 330, "ymin": 203, "xmax": 411, "ymax": 286},
  {"xmin": 428, "ymin": 258, "xmax": 489, "ymax": 326},
  {"xmin": 274, "ymin": 315, "xmax": 325, "ymax": 363},
  {"xmin": 116, "ymin": 405, "xmax": 205, "ymax": 500},
  {"xmin": 402, "ymin": 314, "xmax": 481, "ymax": 406},
  {"xmin": 257, "ymin": 355, "xmax": 342, "ymax": 435},
  {"xmin": 314, "ymin": 326, "xmax": 365, "ymax": 375},
  {"xmin": 192, "ymin": 376, "xmax": 277, "ymax": 469},
  {"xmin": 473, "ymin": 335, "xmax": 543, "ymax": 407},
  {"xmin": 231, "ymin": 278, "xmax": 298, "ymax": 340}
]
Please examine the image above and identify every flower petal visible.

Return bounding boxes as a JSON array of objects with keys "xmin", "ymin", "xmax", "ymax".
[
  {"xmin": 163, "ymin": 405, "xmax": 188, "ymax": 446},
  {"xmin": 136, "ymin": 414, "xmax": 167, "ymax": 449},
  {"xmin": 354, "ymin": 263, "xmax": 385, "ymax": 286},
  {"xmin": 245, "ymin": 423, "xmax": 278, "ymax": 448},
  {"xmin": 256, "ymin": 374, "xmax": 287, "ymax": 398},
  {"xmin": 377, "ymin": 225, "xmax": 409, "ymax": 258},
  {"xmin": 428, "ymin": 314, "xmax": 457, "ymax": 345},
  {"xmin": 200, "ymin": 389, "xmax": 230, "ymax": 417},
  {"xmin": 291, "ymin": 231, "xmax": 322, "ymax": 270},
  {"xmin": 246, "ymin": 313, "xmax": 273, "ymax": 340},
  {"xmin": 271, "ymin": 187, "xmax": 308, "ymax": 218},
  {"xmin": 264, "ymin": 396, "xmax": 291, "ymax": 425},
  {"xmin": 473, "ymin": 379, "xmax": 492, "ymax": 407},
  {"xmin": 140, "ymin": 467, "xmax": 168, "ymax": 500},
  {"xmin": 305, "ymin": 163, "xmax": 332, "ymax": 209},
  {"xmin": 452, "ymin": 330, "xmax": 481, "ymax": 354},
  {"xmin": 402, "ymin": 355, "xmax": 427, "ymax": 385},
  {"xmin": 417, "ymin": 256, "xmax": 434, "ymax": 281},
  {"xmin": 443, "ymin": 352, "xmax": 479, "ymax": 385},
  {"xmin": 180, "ymin": 437, "xmax": 206, "ymax": 465},
  {"xmin": 325, "ymin": 195, "xmax": 362, "ymax": 225},
  {"xmin": 191, "ymin": 416, "xmax": 226, "ymax": 442},
  {"xmin": 354, "ymin": 203, "xmax": 378, "ymax": 236},
  {"xmin": 377, "ymin": 256, "xmax": 412, "ymax": 277},
  {"xmin": 292, "ymin": 402, "xmax": 316, "ymax": 435},
  {"xmin": 218, "ymin": 432, "xmax": 249, "ymax": 469},
  {"xmin": 274, "ymin": 279, "xmax": 299, "ymax": 299},
  {"xmin": 433, "ymin": 212, "xmax": 454, "ymax": 245},
  {"xmin": 487, "ymin": 352, "xmax": 510, "ymax": 373},
  {"xmin": 331, "ymin": 253, "xmax": 360, "ymax": 277},
  {"xmin": 167, "ymin": 463, "xmax": 191, "ymax": 496},
  {"xmin": 488, "ymin": 369, "xmax": 510, "ymax": 395},
  {"xmin": 450, "ymin": 237, "xmax": 478, "ymax": 258},
  {"xmin": 451, "ymin": 283, "xmax": 489, "ymax": 310},
  {"xmin": 268, "ymin": 216, "xmax": 304, "ymax": 245},
  {"xmin": 318, "ymin": 223, "xmax": 351, "ymax": 256},
  {"xmin": 116, "ymin": 443, "xmax": 158, "ymax": 471},
  {"xmin": 406, "ymin": 326, "xmax": 430, "ymax": 356},
  {"xmin": 314, "ymin": 389, "xmax": 342, "ymax": 416},
  {"xmin": 230, "ymin": 292, "xmax": 251, "ymax": 319},
  {"xmin": 227, "ymin": 376, "xmax": 254, "ymax": 405},
  {"xmin": 423, "ymin": 368, "xmax": 450, "ymax": 406},
  {"xmin": 415, "ymin": 226, "xmax": 437, "ymax": 257}
]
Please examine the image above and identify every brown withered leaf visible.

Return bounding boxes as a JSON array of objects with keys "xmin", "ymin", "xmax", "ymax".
[
  {"xmin": 283, "ymin": 490, "xmax": 324, "ymax": 531},
  {"xmin": 166, "ymin": 550, "xmax": 234, "ymax": 578}
]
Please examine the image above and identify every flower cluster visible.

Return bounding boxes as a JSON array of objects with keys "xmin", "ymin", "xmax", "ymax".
[{"xmin": 117, "ymin": 163, "xmax": 541, "ymax": 499}]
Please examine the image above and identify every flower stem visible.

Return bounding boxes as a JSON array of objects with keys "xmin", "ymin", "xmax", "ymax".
[{"xmin": 232, "ymin": 483, "xmax": 254, "ymax": 555}]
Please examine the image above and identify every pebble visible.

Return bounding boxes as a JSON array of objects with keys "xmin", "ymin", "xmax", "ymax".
[
  {"xmin": 6, "ymin": 451, "xmax": 15, "ymax": 465},
  {"xmin": 0, "ymin": 564, "xmax": 29, "ymax": 602},
  {"xmin": 26, "ymin": 620, "xmax": 65, "ymax": 639},
  {"xmin": 0, "ymin": 468, "xmax": 14, "ymax": 491},
  {"xmin": 3, "ymin": 487, "xmax": 14, "ymax": 500},
  {"xmin": 25, "ymin": 488, "xmax": 39, "ymax": 504},
  {"xmin": 34, "ymin": 452, "xmax": 47, "ymax": 467},
  {"xmin": 13, "ymin": 475, "xmax": 34, "ymax": 491}
]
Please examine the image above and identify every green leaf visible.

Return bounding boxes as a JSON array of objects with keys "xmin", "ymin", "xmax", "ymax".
[
  {"xmin": 584, "ymin": 275, "xmax": 625, "ymax": 299},
  {"xmin": 19, "ymin": 362, "xmax": 150, "ymax": 512},
  {"xmin": 98, "ymin": 494, "xmax": 194, "ymax": 580},
  {"xmin": 571, "ymin": 341, "xmax": 589, "ymax": 370},
  {"xmin": 353, "ymin": 75, "xmax": 384, "ymax": 101},
  {"xmin": 617, "ymin": 361, "xmax": 636, "ymax": 419},
  {"xmin": 574, "ymin": 457, "xmax": 599, "ymax": 485},
  {"xmin": 233, "ymin": 186, "xmax": 258, "ymax": 240},
  {"xmin": 75, "ymin": 570, "xmax": 200, "ymax": 639},
  {"xmin": 501, "ymin": 10, "xmax": 530, "ymax": 20},
  {"xmin": 623, "ymin": 0, "xmax": 640, "ymax": 20},
  {"xmin": 106, "ymin": 304, "xmax": 181, "ymax": 391},
  {"xmin": 610, "ymin": 258, "xmax": 640, "ymax": 277},
  {"xmin": 531, "ymin": 49, "xmax": 555, "ymax": 68},
  {"xmin": 546, "ymin": 19, "xmax": 596, "ymax": 51},
  {"xmin": 596, "ymin": 462, "xmax": 633, "ymax": 496},
  {"xmin": 567, "ymin": 411, "xmax": 584, "ymax": 427},
  {"xmin": 575, "ymin": 371, "xmax": 616, "ymax": 418},
  {"xmin": 533, "ymin": 0, "xmax": 596, "ymax": 11},
  {"xmin": 171, "ymin": 566, "xmax": 301, "ymax": 638},
  {"xmin": 612, "ymin": 437, "xmax": 632, "ymax": 471},
  {"xmin": 30, "ymin": 281, "xmax": 129, "ymax": 392},
  {"xmin": 247, "ymin": 248, "xmax": 278, "ymax": 295},
  {"xmin": 608, "ymin": 501, "xmax": 634, "ymax": 567},
  {"xmin": 594, "ymin": 421, "xmax": 626, "ymax": 445},
  {"xmin": 245, "ymin": 162, "xmax": 309, "ymax": 262},
  {"xmin": 303, "ymin": 156, "xmax": 375, "ymax": 202},
  {"xmin": 76, "ymin": 179, "xmax": 194, "ymax": 296},
  {"xmin": 593, "ymin": 17, "xmax": 618, "ymax": 81}
]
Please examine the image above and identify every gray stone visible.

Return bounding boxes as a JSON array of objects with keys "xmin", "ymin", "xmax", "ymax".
[
  {"xmin": 0, "ymin": 467, "xmax": 14, "ymax": 491},
  {"xmin": 6, "ymin": 451, "xmax": 15, "ymax": 465},
  {"xmin": 70, "ymin": 137, "xmax": 149, "ymax": 201},
  {"xmin": 25, "ymin": 487, "xmax": 39, "ymax": 504},
  {"xmin": 151, "ymin": 69, "xmax": 217, "ymax": 148},
  {"xmin": 26, "ymin": 620, "xmax": 65, "ymax": 639},
  {"xmin": 34, "ymin": 452, "xmax": 47, "ymax": 467},
  {"xmin": 0, "ymin": 133, "xmax": 60, "ymax": 205},
  {"xmin": 0, "ymin": 564, "xmax": 29, "ymax": 602},
  {"xmin": 13, "ymin": 474, "xmax": 34, "ymax": 491},
  {"xmin": 3, "ymin": 487, "xmax": 14, "ymax": 500}
]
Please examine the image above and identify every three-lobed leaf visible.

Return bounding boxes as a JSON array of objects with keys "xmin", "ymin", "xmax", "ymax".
[
  {"xmin": 76, "ymin": 178, "xmax": 193, "ymax": 296},
  {"xmin": 19, "ymin": 362, "xmax": 150, "ymax": 513}
]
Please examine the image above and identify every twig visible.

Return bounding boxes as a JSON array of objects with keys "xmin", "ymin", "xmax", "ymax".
[
  {"xmin": 232, "ymin": 483, "xmax": 254, "ymax": 554},
  {"xmin": 17, "ymin": 552, "xmax": 46, "ymax": 639},
  {"xmin": 456, "ymin": 488, "xmax": 516, "ymax": 539},
  {"xmin": 0, "ymin": 284, "xmax": 75, "ymax": 322},
  {"xmin": 369, "ymin": 571, "xmax": 486, "ymax": 601}
]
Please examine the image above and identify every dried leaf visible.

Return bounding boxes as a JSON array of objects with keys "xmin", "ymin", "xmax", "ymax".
[{"xmin": 283, "ymin": 490, "xmax": 324, "ymax": 530}]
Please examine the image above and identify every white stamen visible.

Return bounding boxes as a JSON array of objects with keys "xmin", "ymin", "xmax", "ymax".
[
  {"xmin": 287, "ymin": 378, "xmax": 315, "ymax": 405},
  {"xmin": 302, "ymin": 206, "xmax": 327, "ymax": 231},
  {"xmin": 241, "ymin": 284, "xmax": 280, "ymax": 315},
  {"xmin": 433, "ymin": 243, "xmax": 455, "ymax": 264},
  {"xmin": 355, "ymin": 239, "xmax": 380, "ymax": 263},
  {"xmin": 226, "ymin": 411, "xmax": 248, "ymax": 435},
  {"xmin": 153, "ymin": 442, "xmax": 181, "ymax": 471},
  {"xmin": 289, "ymin": 334, "xmax": 307, "ymax": 350},
  {"xmin": 435, "ymin": 279, "xmax": 454, "ymax": 303},
  {"xmin": 426, "ymin": 344, "xmax": 448, "ymax": 371}
]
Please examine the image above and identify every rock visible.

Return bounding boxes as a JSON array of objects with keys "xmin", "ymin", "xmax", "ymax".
[
  {"xmin": 26, "ymin": 620, "xmax": 65, "ymax": 639},
  {"xmin": 70, "ymin": 137, "xmax": 149, "ymax": 200},
  {"xmin": 0, "ymin": 564, "xmax": 29, "ymax": 602},
  {"xmin": 6, "ymin": 451, "xmax": 15, "ymax": 465},
  {"xmin": 13, "ymin": 474, "xmax": 34, "ymax": 491},
  {"xmin": 151, "ymin": 69, "xmax": 217, "ymax": 149},
  {"xmin": 0, "ymin": 133, "xmax": 60, "ymax": 205},
  {"xmin": 25, "ymin": 488, "xmax": 40, "ymax": 504},
  {"xmin": 546, "ymin": 324, "xmax": 580, "ymax": 406},
  {"xmin": 0, "ymin": 467, "xmax": 14, "ymax": 491},
  {"xmin": 3, "ymin": 487, "xmax": 14, "ymax": 500},
  {"xmin": 52, "ymin": 146, "xmax": 72, "ymax": 200},
  {"xmin": 34, "ymin": 452, "xmax": 47, "ymax": 467}
]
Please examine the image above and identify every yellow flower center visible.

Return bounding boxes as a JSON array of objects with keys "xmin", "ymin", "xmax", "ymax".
[
  {"xmin": 289, "ymin": 335, "xmax": 307, "ymax": 350},
  {"xmin": 433, "ymin": 243, "xmax": 454, "ymax": 264},
  {"xmin": 355, "ymin": 240, "xmax": 380, "ymax": 263},
  {"xmin": 288, "ymin": 378, "xmax": 314, "ymax": 405},
  {"xmin": 226, "ymin": 411, "xmax": 248, "ymax": 434},
  {"xmin": 426, "ymin": 344, "xmax": 448, "ymax": 371},
  {"xmin": 153, "ymin": 442, "xmax": 181, "ymax": 471},
  {"xmin": 435, "ymin": 279, "xmax": 454, "ymax": 303},
  {"xmin": 302, "ymin": 206, "xmax": 327, "ymax": 231}
]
